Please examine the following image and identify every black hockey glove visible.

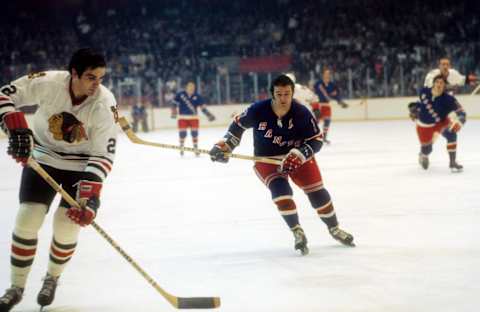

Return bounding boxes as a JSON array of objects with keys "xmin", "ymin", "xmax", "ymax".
[
  {"xmin": 3, "ymin": 112, "xmax": 33, "ymax": 164},
  {"xmin": 408, "ymin": 102, "xmax": 418, "ymax": 121},
  {"xmin": 209, "ymin": 133, "xmax": 240, "ymax": 163}
]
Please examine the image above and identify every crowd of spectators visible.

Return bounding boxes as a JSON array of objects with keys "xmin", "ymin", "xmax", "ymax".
[{"xmin": 1, "ymin": 0, "xmax": 479, "ymax": 106}]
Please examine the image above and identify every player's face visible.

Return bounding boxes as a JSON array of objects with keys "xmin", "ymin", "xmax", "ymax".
[
  {"xmin": 273, "ymin": 85, "xmax": 293, "ymax": 108},
  {"xmin": 439, "ymin": 59, "xmax": 450, "ymax": 75},
  {"xmin": 186, "ymin": 82, "xmax": 195, "ymax": 96},
  {"xmin": 433, "ymin": 78, "xmax": 446, "ymax": 94},
  {"xmin": 323, "ymin": 70, "xmax": 331, "ymax": 82},
  {"xmin": 73, "ymin": 67, "xmax": 106, "ymax": 97}
]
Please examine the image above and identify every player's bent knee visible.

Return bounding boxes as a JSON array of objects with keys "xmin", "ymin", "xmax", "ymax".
[
  {"xmin": 53, "ymin": 207, "xmax": 81, "ymax": 242},
  {"xmin": 268, "ymin": 178, "xmax": 293, "ymax": 198},
  {"xmin": 307, "ymin": 189, "xmax": 331, "ymax": 208},
  {"xmin": 14, "ymin": 202, "xmax": 48, "ymax": 237}
]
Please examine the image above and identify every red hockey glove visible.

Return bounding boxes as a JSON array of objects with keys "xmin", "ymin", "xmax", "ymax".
[
  {"xmin": 449, "ymin": 120, "xmax": 462, "ymax": 133},
  {"xmin": 280, "ymin": 148, "xmax": 307, "ymax": 174},
  {"xmin": 466, "ymin": 73, "xmax": 477, "ymax": 86},
  {"xmin": 67, "ymin": 180, "xmax": 102, "ymax": 226},
  {"xmin": 2, "ymin": 112, "xmax": 33, "ymax": 165}
]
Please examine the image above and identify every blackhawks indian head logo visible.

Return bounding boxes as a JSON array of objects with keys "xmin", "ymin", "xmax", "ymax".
[{"xmin": 48, "ymin": 112, "xmax": 88, "ymax": 143}]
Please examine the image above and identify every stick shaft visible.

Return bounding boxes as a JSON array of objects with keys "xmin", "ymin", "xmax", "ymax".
[
  {"xmin": 118, "ymin": 117, "xmax": 282, "ymax": 165},
  {"xmin": 471, "ymin": 84, "xmax": 480, "ymax": 96},
  {"xmin": 26, "ymin": 159, "xmax": 220, "ymax": 309}
]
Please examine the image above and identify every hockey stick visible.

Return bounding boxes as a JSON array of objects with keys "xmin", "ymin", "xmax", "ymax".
[
  {"xmin": 470, "ymin": 84, "xmax": 480, "ymax": 96},
  {"xmin": 117, "ymin": 116, "xmax": 282, "ymax": 165},
  {"xmin": 26, "ymin": 158, "xmax": 221, "ymax": 309}
]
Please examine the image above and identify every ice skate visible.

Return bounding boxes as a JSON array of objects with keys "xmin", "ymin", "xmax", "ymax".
[
  {"xmin": 194, "ymin": 144, "xmax": 200, "ymax": 157},
  {"xmin": 323, "ymin": 138, "xmax": 331, "ymax": 145},
  {"xmin": 449, "ymin": 161, "xmax": 463, "ymax": 173},
  {"xmin": 37, "ymin": 275, "xmax": 58, "ymax": 308},
  {"xmin": 291, "ymin": 225, "xmax": 309, "ymax": 255},
  {"xmin": 329, "ymin": 226, "xmax": 355, "ymax": 247},
  {"xmin": 0, "ymin": 286, "xmax": 23, "ymax": 312},
  {"xmin": 418, "ymin": 153, "xmax": 429, "ymax": 170},
  {"xmin": 180, "ymin": 144, "xmax": 185, "ymax": 157}
]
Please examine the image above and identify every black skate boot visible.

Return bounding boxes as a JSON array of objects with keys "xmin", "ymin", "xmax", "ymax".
[
  {"xmin": 449, "ymin": 162, "xmax": 463, "ymax": 173},
  {"xmin": 0, "ymin": 286, "xmax": 23, "ymax": 312},
  {"xmin": 180, "ymin": 144, "xmax": 184, "ymax": 157},
  {"xmin": 448, "ymin": 152, "xmax": 463, "ymax": 173},
  {"xmin": 329, "ymin": 226, "xmax": 355, "ymax": 247},
  {"xmin": 37, "ymin": 274, "xmax": 58, "ymax": 308},
  {"xmin": 291, "ymin": 226, "xmax": 309, "ymax": 255},
  {"xmin": 418, "ymin": 153, "xmax": 429, "ymax": 170}
]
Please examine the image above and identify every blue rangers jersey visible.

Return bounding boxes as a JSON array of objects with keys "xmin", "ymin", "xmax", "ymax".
[
  {"xmin": 414, "ymin": 87, "xmax": 466, "ymax": 125},
  {"xmin": 314, "ymin": 79, "xmax": 342, "ymax": 103},
  {"xmin": 173, "ymin": 90, "xmax": 205, "ymax": 119},
  {"xmin": 227, "ymin": 99, "xmax": 323, "ymax": 157}
]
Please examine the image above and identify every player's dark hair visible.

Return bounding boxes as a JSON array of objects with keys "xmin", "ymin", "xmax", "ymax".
[
  {"xmin": 68, "ymin": 48, "xmax": 106, "ymax": 77},
  {"xmin": 270, "ymin": 74, "xmax": 295, "ymax": 96},
  {"xmin": 433, "ymin": 74, "xmax": 447, "ymax": 84}
]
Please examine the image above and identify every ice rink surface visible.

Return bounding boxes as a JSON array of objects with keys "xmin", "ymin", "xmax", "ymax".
[{"xmin": 0, "ymin": 119, "xmax": 479, "ymax": 312}]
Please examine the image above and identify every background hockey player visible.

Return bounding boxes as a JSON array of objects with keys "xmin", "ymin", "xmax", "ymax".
[
  {"xmin": 209, "ymin": 74, "xmax": 354, "ymax": 256},
  {"xmin": 0, "ymin": 48, "xmax": 118, "ymax": 311},
  {"xmin": 285, "ymin": 73, "xmax": 319, "ymax": 109},
  {"xmin": 424, "ymin": 57, "xmax": 477, "ymax": 92},
  {"xmin": 312, "ymin": 68, "xmax": 349, "ymax": 144},
  {"xmin": 131, "ymin": 101, "xmax": 149, "ymax": 133},
  {"xmin": 409, "ymin": 75, "xmax": 466, "ymax": 172},
  {"xmin": 170, "ymin": 81, "xmax": 215, "ymax": 156}
]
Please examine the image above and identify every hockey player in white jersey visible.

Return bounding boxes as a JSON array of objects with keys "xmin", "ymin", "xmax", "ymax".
[
  {"xmin": 285, "ymin": 73, "xmax": 319, "ymax": 109},
  {"xmin": 424, "ymin": 57, "xmax": 477, "ymax": 90},
  {"xmin": 0, "ymin": 48, "xmax": 118, "ymax": 311}
]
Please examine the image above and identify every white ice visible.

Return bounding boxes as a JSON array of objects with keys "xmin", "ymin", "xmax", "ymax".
[{"xmin": 0, "ymin": 120, "xmax": 479, "ymax": 312}]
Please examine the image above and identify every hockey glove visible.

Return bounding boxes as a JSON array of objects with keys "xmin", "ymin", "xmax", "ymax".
[
  {"xmin": 408, "ymin": 102, "xmax": 418, "ymax": 121},
  {"xmin": 209, "ymin": 141, "xmax": 231, "ymax": 163},
  {"xmin": 209, "ymin": 133, "xmax": 240, "ymax": 163},
  {"xmin": 466, "ymin": 73, "xmax": 477, "ymax": 86},
  {"xmin": 202, "ymin": 107, "xmax": 216, "ymax": 122},
  {"xmin": 66, "ymin": 180, "xmax": 102, "ymax": 226},
  {"xmin": 449, "ymin": 120, "xmax": 462, "ymax": 133},
  {"xmin": 280, "ymin": 144, "xmax": 315, "ymax": 174},
  {"xmin": 280, "ymin": 149, "xmax": 306, "ymax": 174},
  {"xmin": 3, "ymin": 112, "xmax": 33, "ymax": 164}
]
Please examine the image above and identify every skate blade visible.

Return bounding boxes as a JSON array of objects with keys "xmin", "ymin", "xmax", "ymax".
[
  {"xmin": 295, "ymin": 244, "xmax": 309, "ymax": 255},
  {"xmin": 299, "ymin": 247, "xmax": 309, "ymax": 255},
  {"xmin": 450, "ymin": 168, "xmax": 463, "ymax": 173}
]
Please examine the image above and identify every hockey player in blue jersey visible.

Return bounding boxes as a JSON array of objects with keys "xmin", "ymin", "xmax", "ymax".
[
  {"xmin": 408, "ymin": 75, "xmax": 466, "ymax": 172},
  {"xmin": 171, "ymin": 81, "xmax": 215, "ymax": 156},
  {"xmin": 312, "ymin": 68, "xmax": 349, "ymax": 144},
  {"xmin": 209, "ymin": 74, "xmax": 354, "ymax": 255}
]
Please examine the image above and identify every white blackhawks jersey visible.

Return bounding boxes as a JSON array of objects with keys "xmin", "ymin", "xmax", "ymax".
[
  {"xmin": 424, "ymin": 68, "xmax": 466, "ymax": 88},
  {"xmin": 0, "ymin": 70, "xmax": 118, "ymax": 181},
  {"xmin": 293, "ymin": 83, "xmax": 318, "ymax": 107}
]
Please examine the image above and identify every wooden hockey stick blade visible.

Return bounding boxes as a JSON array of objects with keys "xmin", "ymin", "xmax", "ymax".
[
  {"xmin": 26, "ymin": 158, "xmax": 221, "ymax": 309},
  {"xmin": 117, "ymin": 116, "xmax": 282, "ymax": 165}
]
